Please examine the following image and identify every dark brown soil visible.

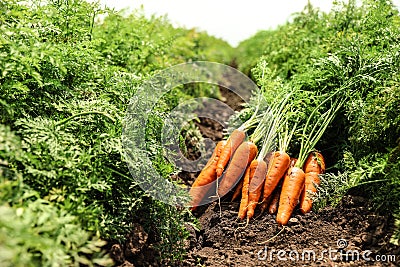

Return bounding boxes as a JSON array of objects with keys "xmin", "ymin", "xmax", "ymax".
[
  {"xmin": 110, "ymin": 81, "xmax": 399, "ymax": 267},
  {"xmin": 183, "ymin": 195, "xmax": 399, "ymax": 267}
]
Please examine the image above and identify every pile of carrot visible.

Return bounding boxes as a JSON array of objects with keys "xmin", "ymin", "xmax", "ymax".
[
  {"xmin": 189, "ymin": 103, "xmax": 261, "ymax": 210},
  {"xmin": 188, "ymin": 91, "xmax": 343, "ymax": 226}
]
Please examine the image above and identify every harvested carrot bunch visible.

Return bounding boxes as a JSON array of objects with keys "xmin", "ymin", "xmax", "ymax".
[
  {"xmin": 188, "ymin": 101, "xmax": 261, "ymax": 209},
  {"xmin": 188, "ymin": 88, "xmax": 344, "ymax": 226}
]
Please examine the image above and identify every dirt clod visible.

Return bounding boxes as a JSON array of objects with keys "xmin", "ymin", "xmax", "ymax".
[{"xmin": 124, "ymin": 224, "xmax": 148, "ymax": 258}]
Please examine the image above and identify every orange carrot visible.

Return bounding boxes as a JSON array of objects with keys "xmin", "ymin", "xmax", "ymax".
[
  {"xmin": 258, "ymin": 152, "xmax": 274, "ymax": 213},
  {"xmin": 299, "ymin": 151, "xmax": 325, "ymax": 214},
  {"xmin": 216, "ymin": 129, "xmax": 246, "ymax": 177},
  {"xmin": 260, "ymin": 157, "xmax": 294, "ymax": 214},
  {"xmin": 246, "ymin": 159, "xmax": 267, "ymax": 220},
  {"xmin": 268, "ymin": 180, "xmax": 282, "ymax": 214},
  {"xmin": 259, "ymin": 196, "xmax": 271, "ymax": 214},
  {"xmin": 264, "ymin": 151, "xmax": 274, "ymax": 163},
  {"xmin": 275, "ymin": 90, "xmax": 342, "ymax": 224},
  {"xmin": 231, "ymin": 178, "xmax": 244, "ymax": 202},
  {"xmin": 289, "ymin": 158, "xmax": 298, "ymax": 168},
  {"xmin": 238, "ymin": 159, "xmax": 260, "ymax": 219},
  {"xmin": 303, "ymin": 151, "xmax": 325, "ymax": 173},
  {"xmin": 189, "ymin": 140, "xmax": 226, "ymax": 210},
  {"xmin": 261, "ymin": 151, "xmax": 290, "ymax": 204},
  {"xmin": 268, "ymin": 190, "xmax": 280, "ymax": 214},
  {"xmin": 276, "ymin": 166, "xmax": 305, "ymax": 225},
  {"xmin": 217, "ymin": 141, "xmax": 258, "ymax": 198},
  {"xmin": 237, "ymin": 166, "xmax": 252, "ymax": 220}
]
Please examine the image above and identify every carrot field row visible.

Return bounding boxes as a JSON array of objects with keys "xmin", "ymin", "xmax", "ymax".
[{"xmin": 1, "ymin": 0, "xmax": 399, "ymax": 266}]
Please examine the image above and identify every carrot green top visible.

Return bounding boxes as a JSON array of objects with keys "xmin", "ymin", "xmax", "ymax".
[{"xmin": 295, "ymin": 93, "xmax": 344, "ymax": 168}]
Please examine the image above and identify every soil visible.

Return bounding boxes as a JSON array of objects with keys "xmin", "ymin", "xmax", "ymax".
[
  {"xmin": 183, "ymin": 195, "xmax": 399, "ymax": 267},
  {"xmin": 109, "ymin": 79, "xmax": 400, "ymax": 267}
]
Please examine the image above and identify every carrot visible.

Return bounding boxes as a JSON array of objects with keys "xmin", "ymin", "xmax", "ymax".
[
  {"xmin": 231, "ymin": 178, "xmax": 243, "ymax": 202},
  {"xmin": 262, "ymin": 157, "xmax": 295, "ymax": 214},
  {"xmin": 261, "ymin": 151, "xmax": 290, "ymax": 203},
  {"xmin": 289, "ymin": 158, "xmax": 298, "ymax": 168},
  {"xmin": 237, "ymin": 115, "xmax": 274, "ymax": 220},
  {"xmin": 189, "ymin": 140, "xmax": 226, "ymax": 210},
  {"xmin": 303, "ymin": 151, "xmax": 325, "ymax": 173},
  {"xmin": 299, "ymin": 151, "xmax": 325, "ymax": 214},
  {"xmin": 268, "ymin": 190, "xmax": 280, "ymax": 214},
  {"xmin": 277, "ymin": 93, "xmax": 343, "ymax": 225},
  {"xmin": 246, "ymin": 159, "xmax": 267, "ymax": 220},
  {"xmin": 217, "ymin": 95, "xmax": 267, "ymax": 180},
  {"xmin": 237, "ymin": 165, "xmax": 252, "ymax": 220},
  {"xmin": 268, "ymin": 180, "xmax": 282, "ymax": 214},
  {"xmin": 276, "ymin": 166, "xmax": 305, "ymax": 225},
  {"xmin": 217, "ymin": 141, "xmax": 258, "ymax": 198},
  {"xmin": 261, "ymin": 104, "xmax": 297, "ymax": 208},
  {"xmin": 259, "ymin": 196, "xmax": 271, "ymax": 214},
  {"xmin": 238, "ymin": 159, "xmax": 263, "ymax": 220},
  {"xmin": 263, "ymin": 151, "xmax": 274, "ymax": 165},
  {"xmin": 258, "ymin": 152, "xmax": 274, "ymax": 213},
  {"xmin": 216, "ymin": 129, "xmax": 246, "ymax": 177}
]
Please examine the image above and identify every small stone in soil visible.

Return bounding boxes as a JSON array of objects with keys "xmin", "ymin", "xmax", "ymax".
[{"xmin": 234, "ymin": 247, "xmax": 243, "ymax": 255}]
